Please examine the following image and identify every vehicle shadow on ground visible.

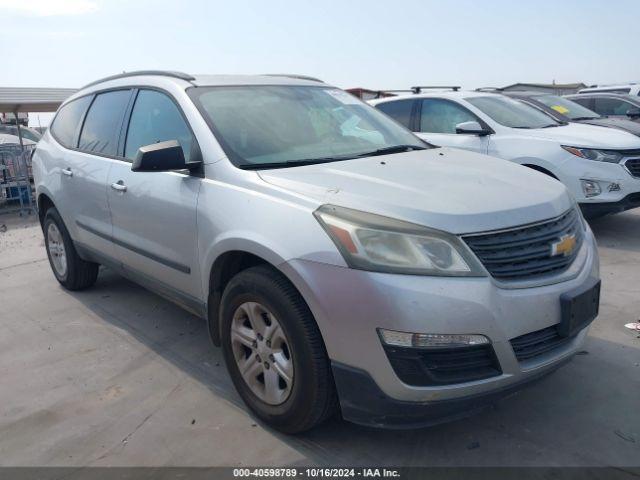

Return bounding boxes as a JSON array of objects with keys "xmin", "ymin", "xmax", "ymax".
[
  {"xmin": 72, "ymin": 269, "xmax": 640, "ymax": 467},
  {"xmin": 589, "ymin": 210, "xmax": 640, "ymax": 254}
]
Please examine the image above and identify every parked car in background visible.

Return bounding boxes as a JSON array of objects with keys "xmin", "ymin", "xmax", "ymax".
[
  {"xmin": 0, "ymin": 125, "xmax": 42, "ymax": 143},
  {"xmin": 0, "ymin": 133, "xmax": 36, "ymax": 146},
  {"xmin": 0, "ymin": 112, "xmax": 29, "ymax": 126},
  {"xmin": 33, "ymin": 71, "xmax": 600, "ymax": 432},
  {"xmin": 566, "ymin": 93, "xmax": 640, "ymax": 123},
  {"xmin": 578, "ymin": 83, "xmax": 640, "ymax": 96},
  {"xmin": 371, "ymin": 89, "xmax": 640, "ymax": 218},
  {"xmin": 504, "ymin": 92, "xmax": 640, "ymax": 138}
]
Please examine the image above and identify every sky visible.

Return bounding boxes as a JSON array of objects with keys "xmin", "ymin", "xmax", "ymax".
[{"xmin": 1, "ymin": 0, "xmax": 638, "ymax": 126}]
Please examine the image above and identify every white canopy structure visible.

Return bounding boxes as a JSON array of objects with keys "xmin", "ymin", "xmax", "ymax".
[
  {"xmin": 0, "ymin": 87, "xmax": 76, "ymax": 147},
  {"xmin": 0, "ymin": 87, "xmax": 77, "ymax": 113}
]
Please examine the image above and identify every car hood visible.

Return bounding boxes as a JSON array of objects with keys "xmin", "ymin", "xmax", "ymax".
[
  {"xmin": 258, "ymin": 148, "xmax": 573, "ymax": 234},
  {"xmin": 518, "ymin": 122, "xmax": 640, "ymax": 149},
  {"xmin": 577, "ymin": 118, "xmax": 640, "ymax": 138}
]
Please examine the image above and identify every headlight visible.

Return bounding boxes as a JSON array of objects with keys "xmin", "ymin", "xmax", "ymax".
[
  {"xmin": 314, "ymin": 204, "xmax": 485, "ymax": 276},
  {"xmin": 562, "ymin": 146, "xmax": 623, "ymax": 163}
]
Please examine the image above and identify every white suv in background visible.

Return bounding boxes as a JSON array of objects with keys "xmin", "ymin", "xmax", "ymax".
[
  {"xmin": 578, "ymin": 83, "xmax": 640, "ymax": 96},
  {"xmin": 371, "ymin": 90, "xmax": 640, "ymax": 218}
]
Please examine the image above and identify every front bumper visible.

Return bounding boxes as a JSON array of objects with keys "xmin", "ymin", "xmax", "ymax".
[
  {"xmin": 331, "ymin": 356, "xmax": 573, "ymax": 428},
  {"xmin": 580, "ymin": 192, "xmax": 640, "ymax": 218},
  {"xmin": 558, "ymin": 154, "xmax": 640, "ymax": 206},
  {"xmin": 280, "ymin": 228, "xmax": 599, "ymax": 427}
]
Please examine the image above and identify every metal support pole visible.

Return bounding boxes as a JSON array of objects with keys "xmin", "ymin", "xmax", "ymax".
[{"xmin": 14, "ymin": 110, "xmax": 24, "ymax": 149}]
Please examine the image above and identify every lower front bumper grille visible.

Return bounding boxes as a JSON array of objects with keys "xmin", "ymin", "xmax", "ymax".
[
  {"xmin": 510, "ymin": 325, "xmax": 574, "ymax": 362},
  {"xmin": 383, "ymin": 344, "xmax": 502, "ymax": 386}
]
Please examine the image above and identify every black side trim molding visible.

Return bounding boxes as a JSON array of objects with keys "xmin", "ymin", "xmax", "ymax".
[
  {"xmin": 75, "ymin": 241, "xmax": 205, "ymax": 318},
  {"xmin": 76, "ymin": 221, "xmax": 191, "ymax": 274}
]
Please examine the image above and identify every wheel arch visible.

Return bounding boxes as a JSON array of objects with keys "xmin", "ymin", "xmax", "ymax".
[
  {"xmin": 205, "ymin": 242, "xmax": 291, "ymax": 347},
  {"xmin": 36, "ymin": 191, "xmax": 56, "ymax": 228},
  {"xmin": 521, "ymin": 163, "xmax": 559, "ymax": 180}
]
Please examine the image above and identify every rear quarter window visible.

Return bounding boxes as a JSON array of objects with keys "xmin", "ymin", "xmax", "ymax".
[{"xmin": 50, "ymin": 96, "xmax": 92, "ymax": 148}]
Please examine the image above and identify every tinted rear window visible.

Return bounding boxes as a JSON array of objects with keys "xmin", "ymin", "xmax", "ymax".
[
  {"xmin": 78, "ymin": 90, "xmax": 131, "ymax": 156},
  {"xmin": 375, "ymin": 99, "xmax": 415, "ymax": 129},
  {"xmin": 50, "ymin": 96, "xmax": 92, "ymax": 148}
]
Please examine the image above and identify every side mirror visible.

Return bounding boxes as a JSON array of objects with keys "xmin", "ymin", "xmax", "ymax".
[
  {"xmin": 455, "ymin": 121, "xmax": 491, "ymax": 136},
  {"xmin": 131, "ymin": 140, "xmax": 200, "ymax": 172},
  {"xmin": 626, "ymin": 107, "xmax": 640, "ymax": 119}
]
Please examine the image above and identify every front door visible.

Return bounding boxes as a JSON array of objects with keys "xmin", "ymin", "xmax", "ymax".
[{"xmin": 106, "ymin": 88, "xmax": 202, "ymax": 306}]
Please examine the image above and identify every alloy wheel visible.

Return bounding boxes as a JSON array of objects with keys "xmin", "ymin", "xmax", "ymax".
[{"xmin": 230, "ymin": 301, "xmax": 294, "ymax": 405}]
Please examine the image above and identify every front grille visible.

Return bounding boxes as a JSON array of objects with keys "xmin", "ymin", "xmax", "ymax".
[
  {"xmin": 383, "ymin": 344, "xmax": 502, "ymax": 386},
  {"xmin": 510, "ymin": 325, "xmax": 573, "ymax": 362},
  {"xmin": 624, "ymin": 158, "xmax": 640, "ymax": 178},
  {"xmin": 463, "ymin": 209, "xmax": 584, "ymax": 281}
]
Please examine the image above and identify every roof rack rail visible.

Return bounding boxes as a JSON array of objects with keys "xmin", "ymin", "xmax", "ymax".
[
  {"xmin": 379, "ymin": 89, "xmax": 414, "ymax": 93},
  {"xmin": 264, "ymin": 74, "xmax": 324, "ymax": 83},
  {"xmin": 81, "ymin": 70, "xmax": 195, "ymax": 89},
  {"xmin": 411, "ymin": 85, "xmax": 460, "ymax": 94}
]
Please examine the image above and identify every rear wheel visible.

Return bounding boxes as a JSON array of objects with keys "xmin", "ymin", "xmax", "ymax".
[
  {"xmin": 220, "ymin": 265, "xmax": 337, "ymax": 433},
  {"xmin": 44, "ymin": 207, "xmax": 99, "ymax": 290}
]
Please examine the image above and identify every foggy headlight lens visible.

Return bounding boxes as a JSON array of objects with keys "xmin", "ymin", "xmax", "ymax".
[
  {"xmin": 314, "ymin": 205, "xmax": 485, "ymax": 276},
  {"xmin": 562, "ymin": 146, "xmax": 623, "ymax": 163}
]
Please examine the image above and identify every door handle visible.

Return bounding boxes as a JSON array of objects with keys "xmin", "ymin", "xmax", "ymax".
[
  {"xmin": 110, "ymin": 181, "xmax": 127, "ymax": 192},
  {"xmin": 62, "ymin": 168, "xmax": 73, "ymax": 177}
]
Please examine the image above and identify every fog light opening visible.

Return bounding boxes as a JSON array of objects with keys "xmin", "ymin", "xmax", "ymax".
[
  {"xmin": 581, "ymin": 179, "xmax": 602, "ymax": 198},
  {"xmin": 378, "ymin": 328, "xmax": 490, "ymax": 348}
]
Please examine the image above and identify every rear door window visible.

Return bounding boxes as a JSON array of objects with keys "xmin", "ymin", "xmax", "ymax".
[
  {"xmin": 78, "ymin": 90, "xmax": 132, "ymax": 156},
  {"xmin": 50, "ymin": 96, "xmax": 92, "ymax": 148},
  {"xmin": 124, "ymin": 89, "xmax": 195, "ymax": 162},
  {"xmin": 375, "ymin": 99, "xmax": 416, "ymax": 130},
  {"xmin": 569, "ymin": 96, "xmax": 593, "ymax": 110}
]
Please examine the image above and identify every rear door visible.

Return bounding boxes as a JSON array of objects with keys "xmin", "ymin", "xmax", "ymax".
[
  {"xmin": 52, "ymin": 90, "xmax": 132, "ymax": 257},
  {"xmin": 414, "ymin": 98, "xmax": 490, "ymax": 153},
  {"xmin": 106, "ymin": 88, "xmax": 203, "ymax": 305}
]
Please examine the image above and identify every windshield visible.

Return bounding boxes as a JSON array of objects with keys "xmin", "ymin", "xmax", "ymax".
[
  {"xmin": 189, "ymin": 85, "xmax": 427, "ymax": 168},
  {"xmin": 535, "ymin": 95, "xmax": 600, "ymax": 120},
  {"xmin": 467, "ymin": 95, "xmax": 561, "ymax": 129},
  {"xmin": 0, "ymin": 125, "xmax": 41, "ymax": 142}
]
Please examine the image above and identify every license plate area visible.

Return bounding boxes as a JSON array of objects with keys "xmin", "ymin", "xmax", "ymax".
[{"xmin": 559, "ymin": 279, "xmax": 601, "ymax": 337}]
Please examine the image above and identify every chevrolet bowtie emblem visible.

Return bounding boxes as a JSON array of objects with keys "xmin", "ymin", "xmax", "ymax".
[{"xmin": 551, "ymin": 234, "xmax": 577, "ymax": 257}]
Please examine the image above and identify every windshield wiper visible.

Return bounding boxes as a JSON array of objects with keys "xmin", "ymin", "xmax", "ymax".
[
  {"xmin": 354, "ymin": 144, "xmax": 427, "ymax": 158},
  {"xmin": 239, "ymin": 155, "xmax": 358, "ymax": 170},
  {"xmin": 238, "ymin": 145, "xmax": 428, "ymax": 170}
]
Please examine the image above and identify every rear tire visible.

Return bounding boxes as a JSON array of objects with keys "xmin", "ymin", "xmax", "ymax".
[
  {"xmin": 44, "ymin": 207, "xmax": 99, "ymax": 291},
  {"xmin": 220, "ymin": 265, "xmax": 337, "ymax": 433}
]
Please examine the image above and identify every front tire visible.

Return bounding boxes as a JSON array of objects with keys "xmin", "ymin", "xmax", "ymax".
[
  {"xmin": 43, "ymin": 207, "xmax": 99, "ymax": 290},
  {"xmin": 220, "ymin": 265, "xmax": 337, "ymax": 433}
]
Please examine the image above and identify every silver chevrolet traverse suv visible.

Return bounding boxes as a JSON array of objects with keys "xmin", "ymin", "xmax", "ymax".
[{"xmin": 33, "ymin": 71, "xmax": 601, "ymax": 433}]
